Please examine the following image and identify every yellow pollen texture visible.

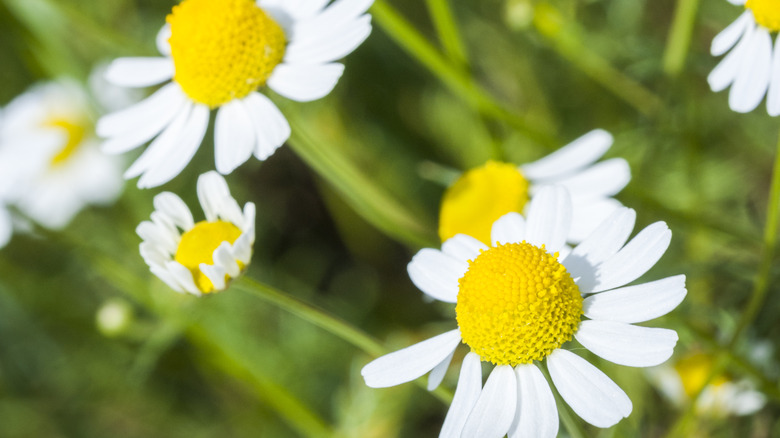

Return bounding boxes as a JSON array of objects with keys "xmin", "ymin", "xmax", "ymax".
[
  {"xmin": 46, "ymin": 118, "xmax": 87, "ymax": 166},
  {"xmin": 456, "ymin": 242, "xmax": 583, "ymax": 366},
  {"xmin": 439, "ymin": 161, "xmax": 530, "ymax": 245},
  {"xmin": 174, "ymin": 220, "xmax": 242, "ymax": 293},
  {"xmin": 167, "ymin": 0, "xmax": 287, "ymax": 108},
  {"xmin": 747, "ymin": 0, "xmax": 780, "ymax": 32}
]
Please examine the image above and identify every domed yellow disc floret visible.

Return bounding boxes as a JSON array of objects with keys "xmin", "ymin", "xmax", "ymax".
[
  {"xmin": 456, "ymin": 242, "xmax": 583, "ymax": 366},
  {"xmin": 167, "ymin": 0, "xmax": 286, "ymax": 108},
  {"xmin": 746, "ymin": 0, "xmax": 780, "ymax": 32},
  {"xmin": 175, "ymin": 220, "xmax": 243, "ymax": 293},
  {"xmin": 439, "ymin": 161, "xmax": 530, "ymax": 245},
  {"xmin": 46, "ymin": 117, "xmax": 87, "ymax": 166}
]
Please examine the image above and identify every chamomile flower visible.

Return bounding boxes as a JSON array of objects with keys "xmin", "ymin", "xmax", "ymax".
[
  {"xmin": 138, "ymin": 171, "xmax": 255, "ymax": 295},
  {"xmin": 98, "ymin": 0, "xmax": 373, "ymax": 188},
  {"xmin": 650, "ymin": 352, "xmax": 767, "ymax": 417},
  {"xmin": 439, "ymin": 129, "xmax": 629, "ymax": 245},
  {"xmin": 0, "ymin": 81, "xmax": 123, "ymax": 235},
  {"xmin": 362, "ymin": 187, "xmax": 686, "ymax": 437},
  {"xmin": 708, "ymin": 0, "xmax": 780, "ymax": 114}
]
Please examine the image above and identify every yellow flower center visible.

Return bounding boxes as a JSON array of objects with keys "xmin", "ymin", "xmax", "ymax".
[
  {"xmin": 439, "ymin": 161, "xmax": 530, "ymax": 245},
  {"xmin": 46, "ymin": 118, "xmax": 87, "ymax": 166},
  {"xmin": 456, "ymin": 242, "xmax": 583, "ymax": 366},
  {"xmin": 174, "ymin": 220, "xmax": 243, "ymax": 293},
  {"xmin": 747, "ymin": 0, "xmax": 780, "ymax": 32},
  {"xmin": 167, "ymin": 0, "xmax": 286, "ymax": 108},
  {"xmin": 675, "ymin": 353, "xmax": 730, "ymax": 398}
]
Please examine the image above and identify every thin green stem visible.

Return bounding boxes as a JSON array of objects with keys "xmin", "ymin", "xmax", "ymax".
[
  {"xmin": 532, "ymin": 4, "xmax": 664, "ymax": 118},
  {"xmin": 665, "ymin": 126, "xmax": 780, "ymax": 438},
  {"xmin": 371, "ymin": 0, "xmax": 557, "ymax": 148},
  {"xmin": 663, "ymin": 0, "xmax": 700, "ymax": 76},
  {"xmin": 234, "ymin": 277, "xmax": 454, "ymax": 404},
  {"xmin": 425, "ymin": 0, "xmax": 469, "ymax": 68}
]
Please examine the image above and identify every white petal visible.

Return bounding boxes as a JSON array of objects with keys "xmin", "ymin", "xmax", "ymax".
[
  {"xmin": 99, "ymin": 83, "xmax": 187, "ymax": 154},
  {"xmin": 708, "ymin": 20, "xmax": 754, "ymax": 92},
  {"xmin": 232, "ymin": 233, "xmax": 254, "ymax": 265},
  {"xmin": 461, "ymin": 365, "xmax": 517, "ymax": 438},
  {"xmin": 166, "ymin": 261, "xmax": 201, "ymax": 295},
  {"xmin": 767, "ymin": 35, "xmax": 780, "ymax": 116},
  {"xmin": 546, "ymin": 158, "xmax": 630, "ymax": 199},
  {"xmin": 243, "ymin": 92, "xmax": 290, "ymax": 160},
  {"xmin": 427, "ymin": 349, "xmax": 455, "ymax": 391},
  {"xmin": 564, "ymin": 207, "xmax": 635, "ymax": 280},
  {"xmin": 727, "ymin": 0, "xmax": 746, "ymax": 4},
  {"xmin": 213, "ymin": 242, "xmax": 241, "ymax": 277},
  {"xmin": 525, "ymin": 186, "xmax": 572, "ymax": 253},
  {"xmin": 509, "ymin": 364, "xmax": 558, "ymax": 438},
  {"xmin": 491, "ymin": 212, "xmax": 526, "ymax": 246},
  {"xmin": 140, "ymin": 242, "xmax": 170, "ymax": 268},
  {"xmin": 568, "ymin": 197, "xmax": 623, "ymax": 244},
  {"xmin": 583, "ymin": 275, "xmax": 687, "ymax": 323},
  {"xmin": 584, "ymin": 222, "xmax": 672, "ymax": 293},
  {"xmin": 407, "ymin": 249, "xmax": 468, "ymax": 303},
  {"xmin": 521, "ymin": 129, "xmax": 613, "ymax": 180},
  {"xmin": 150, "ymin": 265, "xmax": 185, "ymax": 293},
  {"xmin": 291, "ymin": 0, "xmax": 373, "ymax": 41},
  {"xmin": 197, "ymin": 171, "xmax": 232, "ymax": 222},
  {"xmin": 124, "ymin": 103, "xmax": 192, "ymax": 179},
  {"xmin": 439, "ymin": 352, "xmax": 482, "ymax": 438},
  {"xmin": 214, "ymin": 99, "xmax": 256, "ymax": 175},
  {"xmin": 104, "ymin": 57, "xmax": 174, "ymax": 88},
  {"xmin": 267, "ymin": 63, "xmax": 345, "ymax": 102},
  {"xmin": 361, "ymin": 329, "xmax": 461, "ymax": 388},
  {"xmin": 441, "ymin": 234, "xmax": 487, "ymax": 262},
  {"xmin": 575, "ymin": 320, "xmax": 679, "ymax": 367},
  {"xmin": 136, "ymin": 220, "xmax": 177, "ymax": 255},
  {"xmin": 0, "ymin": 207, "xmax": 12, "ymax": 248},
  {"xmin": 711, "ymin": 11, "xmax": 752, "ymax": 56},
  {"xmin": 547, "ymin": 349, "xmax": 632, "ymax": 428},
  {"xmin": 153, "ymin": 192, "xmax": 194, "ymax": 230},
  {"xmin": 137, "ymin": 105, "xmax": 209, "ymax": 188},
  {"xmin": 200, "ymin": 263, "xmax": 227, "ymax": 291},
  {"xmin": 156, "ymin": 24, "xmax": 172, "ymax": 56},
  {"xmin": 729, "ymin": 26, "xmax": 772, "ymax": 113},
  {"xmin": 284, "ymin": 15, "xmax": 371, "ymax": 64}
]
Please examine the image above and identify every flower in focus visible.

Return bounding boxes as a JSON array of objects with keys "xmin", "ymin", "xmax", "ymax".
[
  {"xmin": 0, "ymin": 81, "xmax": 124, "ymax": 246},
  {"xmin": 98, "ymin": 0, "xmax": 374, "ymax": 188},
  {"xmin": 138, "ymin": 171, "xmax": 255, "ymax": 295},
  {"xmin": 650, "ymin": 352, "xmax": 767, "ymax": 417},
  {"xmin": 438, "ymin": 129, "xmax": 629, "ymax": 245},
  {"xmin": 708, "ymin": 0, "xmax": 780, "ymax": 114},
  {"xmin": 362, "ymin": 187, "xmax": 685, "ymax": 437}
]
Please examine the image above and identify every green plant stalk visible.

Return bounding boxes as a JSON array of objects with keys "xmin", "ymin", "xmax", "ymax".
[
  {"xmin": 371, "ymin": 0, "xmax": 557, "ymax": 148},
  {"xmin": 425, "ymin": 0, "xmax": 469, "ymax": 69},
  {"xmin": 663, "ymin": 0, "xmax": 700, "ymax": 76},
  {"xmin": 533, "ymin": 4, "xmax": 664, "ymax": 118},
  {"xmin": 665, "ymin": 126, "xmax": 780, "ymax": 437},
  {"xmin": 284, "ymin": 113, "xmax": 437, "ymax": 249},
  {"xmin": 234, "ymin": 276, "xmax": 454, "ymax": 404}
]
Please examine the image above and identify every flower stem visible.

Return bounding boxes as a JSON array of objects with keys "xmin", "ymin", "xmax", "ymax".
[
  {"xmin": 425, "ymin": 0, "xmax": 469, "ymax": 69},
  {"xmin": 663, "ymin": 0, "xmax": 700, "ymax": 76}
]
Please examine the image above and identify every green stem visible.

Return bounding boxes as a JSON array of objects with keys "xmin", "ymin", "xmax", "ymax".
[
  {"xmin": 663, "ymin": 0, "xmax": 700, "ymax": 76},
  {"xmin": 665, "ymin": 126, "xmax": 780, "ymax": 438},
  {"xmin": 233, "ymin": 277, "xmax": 454, "ymax": 404},
  {"xmin": 532, "ymin": 4, "xmax": 664, "ymax": 118},
  {"xmin": 371, "ymin": 0, "xmax": 557, "ymax": 148},
  {"xmin": 425, "ymin": 0, "xmax": 469, "ymax": 69}
]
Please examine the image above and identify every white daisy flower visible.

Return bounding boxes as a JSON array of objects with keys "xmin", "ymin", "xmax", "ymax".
[
  {"xmin": 362, "ymin": 186, "xmax": 686, "ymax": 437},
  {"xmin": 0, "ymin": 81, "xmax": 123, "ymax": 237},
  {"xmin": 708, "ymin": 0, "xmax": 780, "ymax": 114},
  {"xmin": 98, "ymin": 0, "xmax": 373, "ymax": 188},
  {"xmin": 439, "ymin": 129, "xmax": 630, "ymax": 244},
  {"xmin": 138, "ymin": 171, "xmax": 255, "ymax": 295},
  {"xmin": 649, "ymin": 352, "xmax": 767, "ymax": 417}
]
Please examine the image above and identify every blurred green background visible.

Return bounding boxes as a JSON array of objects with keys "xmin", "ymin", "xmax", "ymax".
[{"xmin": 0, "ymin": 0, "xmax": 779, "ymax": 436}]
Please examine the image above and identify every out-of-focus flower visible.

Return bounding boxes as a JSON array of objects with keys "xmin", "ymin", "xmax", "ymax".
[
  {"xmin": 708, "ymin": 0, "xmax": 780, "ymax": 114},
  {"xmin": 98, "ymin": 0, "xmax": 374, "ymax": 188},
  {"xmin": 138, "ymin": 171, "xmax": 255, "ymax": 295},
  {"xmin": 96, "ymin": 298, "xmax": 135, "ymax": 337},
  {"xmin": 438, "ymin": 130, "xmax": 629, "ymax": 245},
  {"xmin": 0, "ymin": 81, "xmax": 123, "ymax": 244},
  {"xmin": 362, "ymin": 187, "xmax": 685, "ymax": 437},
  {"xmin": 650, "ymin": 352, "xmax": 767, "ymax": 417}
]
